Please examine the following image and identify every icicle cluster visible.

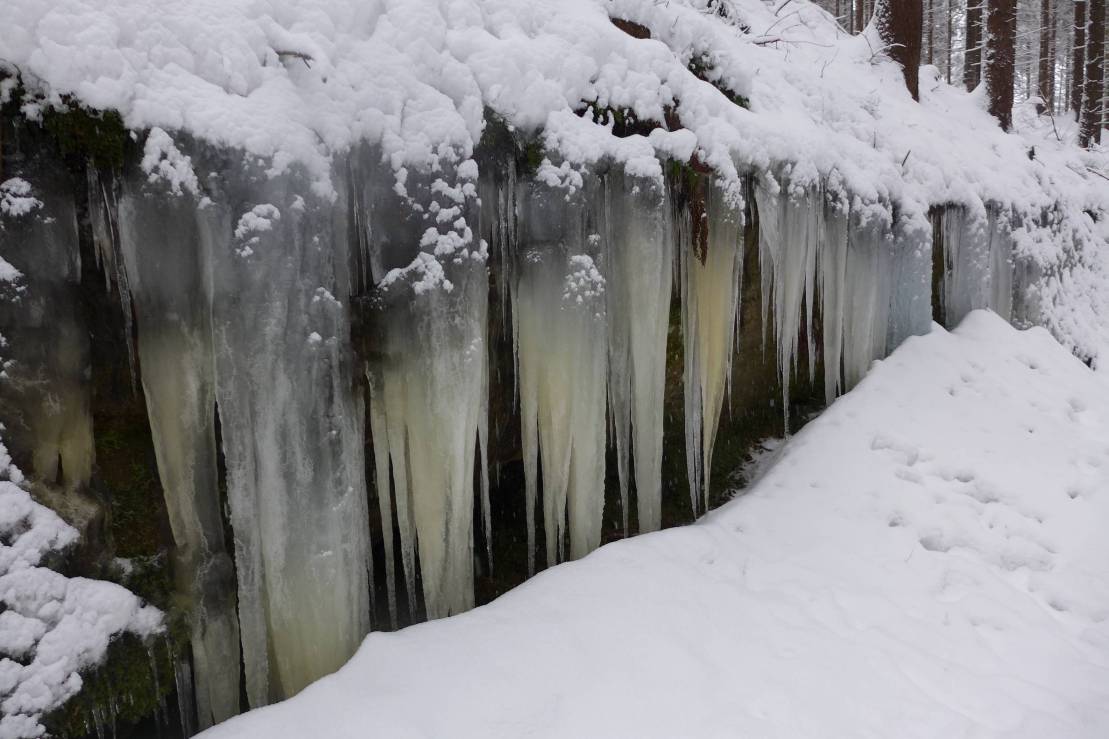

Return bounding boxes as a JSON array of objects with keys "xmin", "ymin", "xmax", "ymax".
[
  {"xmin": 605, "ymin": 168, "xmax": 673, "ymax": 534},
  {"xmin": 361, "ymin": 149, "xmax": 490, "ymax": 622},
  {"xmin": 757, "ymin": 176, "xmax": 933, "ymax": 427},
  {"xmin": 680, "ymin": 180, "xmax": 744, "ymax": 516},
  {"xmin": 112, "ymin": 143, "xmax": 371, "ymax": 712},
  {"xmin": 116, "ymin": 174, "xmax": 241, "ymax": 728},
  {"xmin": 514, "ymin": 170, "xmax": 608, "ymax": 569},
  {"xmin": 934, "ymin": 205, "xmax": 1016, "ymax": 328}
]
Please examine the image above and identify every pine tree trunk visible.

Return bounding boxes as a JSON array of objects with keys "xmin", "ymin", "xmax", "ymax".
[
  {"xmin": 855, "ymin": 0, "xmax": 865, "ymax": 34},
  {"xmin": 1039, "ymin": 0, "xmax": 1054, "ymax": 112},
  {"xmin": 985, "ymin": 0, "xmax": 1018, "ymax": 130},
  {"xmin": 876, "ymin": 0, "xmax": 924, "ymax": 100},
  {"xmin": 1071, "ymin": 0, "xmax": 1087, "ymax": 115},
  {"xmin": 1048, "ymin": 3, "xmax": 1057, "ymax": 109},
  {"xmin": 1079, "ymin": 0, "xmax": 1104, "ymax": 145},
  {"xmin": 947, "ymin": 0, "xmax": 954, "ymax": 83},
  {"xmin": 927, "ymin": 0, "xmax": 934, "ymax": 65},
  {"xmin": 965, "ymin": 0, "xmax": 984, "ymax": 90}
]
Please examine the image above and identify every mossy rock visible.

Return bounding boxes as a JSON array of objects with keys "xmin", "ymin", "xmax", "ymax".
[{"xmin": 40, "ymin": 621, "xmax": 186, "ymax": 739}]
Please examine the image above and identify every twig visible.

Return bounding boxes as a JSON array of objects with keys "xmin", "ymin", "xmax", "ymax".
[
  {"xmin": 1087, "ymin": 167, "xmax": 1109, "ymax": 183},
  {"xmin": 761, "ymin": 10, "xmax": 799, "ymax": 38},
  {"xmin": 1046, "ymin": 109, "xmax": 1062, "ymax": 143},
  {"xmin": 901, "ymin": 150, "xmax": 911, "ymax": 168},
  {"xmin": 774, "ymin": 0, "xmax": 795, "ymax": 16},
  {"xmin": 275, "ymin": 50, "xmax": 313, "ymax": 69}
]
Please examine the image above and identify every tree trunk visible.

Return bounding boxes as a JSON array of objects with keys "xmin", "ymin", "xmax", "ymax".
[
  {"xmin": 965, "ymin": 0, "xmax": 984, "ymax": 90},
  {"xmin": 985, "ymin": 0, "xmax": 1018, "ymax": 130},
  {"xmin": 1071, "ymin": 0, "xmax": 1087, "ymax": 115},
  {"xmin": 1079, "ymin": 0, "xmax": 1104, "ymax": 145},
  {"xmin": 876, "ymin": 0, "xmax": 924, "ymax": 100},
  {"xmin": 1039, "ymin": 0, "xmax": 1054, "ymax": 112},
  {"xmin": 855, "ymin": 0, "xmax": 865, "ymax": 34},
  {"xmin": 1048, "ymin": 2, "xmax": 1057, "ymax": 109},
  {"xmin": 927, "ymin": 0, "xmax": 934, "ymax": 65},
  {"xmin": 947, "ymin": 0, "xmax": 954, "ymax": 83}
]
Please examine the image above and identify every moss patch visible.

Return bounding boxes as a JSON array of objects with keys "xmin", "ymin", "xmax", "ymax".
[{"xmin": 40, "ymin": 627, "xmax": 184, "ymax": 739}]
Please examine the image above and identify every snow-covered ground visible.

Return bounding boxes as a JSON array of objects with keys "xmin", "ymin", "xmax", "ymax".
[
  {"xmin": 0, "ymin": 446, "xmax": 163, "ymax": 739},
  {"xmin": 202, "ymin": 311, "xmax": 1109, "ymax": 738}
]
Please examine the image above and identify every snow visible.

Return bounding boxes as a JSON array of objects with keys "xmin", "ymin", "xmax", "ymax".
[
  {"xmin": 0, "ymin": 444, "xmax": 163, "ymax": 739},
  {"xmin": 202, "ymin": 312, "xmax": 1109, "ymax": 738},
  {"xmin": 0, "ymin": 180, "xmax": 42, "ymax": 221}
]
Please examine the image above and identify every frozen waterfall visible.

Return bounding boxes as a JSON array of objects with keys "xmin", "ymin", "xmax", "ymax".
[
  {"xmin": 605, "ymin": 168, "xmax": 673, "ymax": 534},
  {"xmin": 116, "ymin": 170, "xmax": 241, "ymax": 729}
]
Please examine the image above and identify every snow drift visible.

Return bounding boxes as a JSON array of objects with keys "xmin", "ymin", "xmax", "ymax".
[{"xmin": 201, "ymin": 312, "xmax": 1109, "ymax": 738}]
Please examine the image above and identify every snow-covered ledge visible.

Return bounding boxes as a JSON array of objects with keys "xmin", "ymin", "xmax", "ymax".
[{"xmin": 203, "ymin": 311, "xmax": 1109, "ymax": 738}]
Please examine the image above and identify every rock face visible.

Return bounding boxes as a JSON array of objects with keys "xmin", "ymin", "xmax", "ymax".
[{"xmin": 0, "ymin": 1, "xmax": 1106, "ymax": 733}]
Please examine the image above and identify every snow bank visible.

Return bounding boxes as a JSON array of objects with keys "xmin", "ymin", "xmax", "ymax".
[
  {"xmin": 202, "ymin": 311, "xmax": 1109, "ymax": 738},
  {"xmin": 0, "ymin": 445, "xmax": 163, "ymax": 739}
]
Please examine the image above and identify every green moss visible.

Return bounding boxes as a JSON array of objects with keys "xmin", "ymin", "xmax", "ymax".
[
  {"xmin": 42, "ymin": 103, "xmax": 129, "ymax": 171},
  {"xmin": 0, "ymin": 72, "xmax": 130, "ymax": 171},
  {"xmin": 40, "ymin": 622, "xmax": 186, "ymax": 739}
]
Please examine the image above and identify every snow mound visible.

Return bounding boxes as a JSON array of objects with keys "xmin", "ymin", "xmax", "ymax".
[
  {"xmin": 202, "ymin": 311, "xmax": 1109, "ymax": 738},
  {"xmin": 0, "ymin": 446, "xmax": 163, "ymax": 739}
]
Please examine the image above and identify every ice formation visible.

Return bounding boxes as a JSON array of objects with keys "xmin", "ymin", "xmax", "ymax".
[
  {"xmin": 202, "ymin": 158, "xmax": 370, "ymax": 705},
  {"xmin": 934, "ymin": 205, "xmax": 1016, "ymax": 328},
  {"xmin": 116, "ymin": 170, "xmax": 241, "ymax": 729},
  {"xmin": 0, "ymin": 0, "xmax": 1106, "ymax": 729},
  {"xmin": 0, "ymin": 444, "xmax": 163, "ymax": 739},
  {"xmin": 680, "ymin": 180, "xmax": 743, "ymax": 515},
  {"xmin": 757, "ymin": 178, "xmax": 931, "ymax": 424},
  {"xmin": 515, "ymin": 171, "xmax": 608, "ymax": 568},
  {"xmin": 0, "ymin": 143, "xmax": 93, "ymax": 499},
  {"xmin": 361, "ymin": 152, "xmax": 489, "ymax": 621},
  {"xmin": 605, "ymin": 168, "xmax": 673, "ymax": 534}
]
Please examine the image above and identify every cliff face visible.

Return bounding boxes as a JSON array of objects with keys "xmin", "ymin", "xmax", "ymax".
[{"xmin": 0, "ymin": 0, "xmax": 1107, "ymax": 734}]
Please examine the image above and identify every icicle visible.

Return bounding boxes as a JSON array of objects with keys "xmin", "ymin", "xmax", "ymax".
[
  {"xmin": 886, "ymin": 211, "xmax": 933, "ymax": 352},
  {"xmin": 682, "ymin": 179, "xmax": 743, "ymax": 515},
  {"xmin": 86, "ymin": 167, "xmax": 137, "ymax": 391},
  {"xmin": 360, "ymin": 150, "xmax": 488, "ymax": 619},
  {"xmin": 478, "ymin": 142, "xmax": 518, "ymax": 330},
  {"xmin": 755, "ymin": 177, "xmax": 818, "ymax": 433},
  {"xmin": 198, "ymin": 152, "xmax": 370, "ymax": 704},
  {"xmin": 366, "ymin": 368, "xmax": 399, "ymax": 629},
  {"xmin": 173, "ymin": 655, "xmax": 196, "ymax": 739},
  {"xmin": 986, "ymin": 205, "xmax": 1015, "ymax": 322},
  {"xmin": 841, "ymin": 210, "xmax": 892, "ymax": 390},
  {"xmin": 819, "ymin": 191, "xmax": 849, "ymax": 405},
  {"xmin": 605, "ymin": 168, "xmax": 672, "ymax": 534},
  {"xmin": 117, "ymin": 166, "xmax": 241, "ymax": 729},
  {"xmin": 515, "ymin": 169, "xmax": 608, "ymax": 565}
]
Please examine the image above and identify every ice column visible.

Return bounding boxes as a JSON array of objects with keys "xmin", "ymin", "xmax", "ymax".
[
  {"xmin": 840, "ymin": 212, "xmax": 892, "ymax": 390},
  {"xmin": 359, "ymin": 152, "xmax": 489, "ymax": 620},
  {"xmin": 760, "ymin": 180, "xmax": 911, "ymax": 415},
  {"xmin": 756, "ymin": 180, "xmax": 818, "ymax": 431},
  {"xmin": 605, "ymin": 169, "xmax": 672, "ymax": 534},
  {"xmin": 886, "ymin": 213, "xmax": 933, "ymax": 351},
  {"xmin": 117, "ymin": 168, "xmax": 241, "ymax": 729},
  {"xmin": 0, "ymin": 146, "xmax": 93, "ymax": 499},
  {"xmin": 935, "ymin": 204, "xmax": 1015, "ymax": 327},
  {"xmin": 681, "ymin": 180, "xmax": 743, "ymax": 516},
  {"xmin": 515, "ymin": 172, "xmax": 608, "ymax": 568},
  {"xmin": 201, "ymin": 158, "xmax": 369, "ymax": 705}
]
